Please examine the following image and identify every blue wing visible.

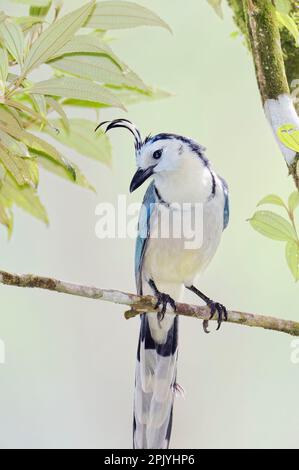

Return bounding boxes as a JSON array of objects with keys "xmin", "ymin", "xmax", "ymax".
[
  {"xmin": 135, "ymin": 181, "xmax": 156, "ymax": 294},
  {"xmin": 219, "ymin": 176, "xmax": 229, "ymax": 230}
]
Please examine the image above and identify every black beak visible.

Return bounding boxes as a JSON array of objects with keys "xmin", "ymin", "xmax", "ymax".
[{"xmin": 130, "ymin": 167, "xmax": 154, "ymax": 193}]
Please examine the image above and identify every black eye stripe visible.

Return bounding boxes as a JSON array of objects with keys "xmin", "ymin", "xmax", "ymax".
[{"xmin": 153, "ymin": 149, "xmax": 163, "ymax": 159}]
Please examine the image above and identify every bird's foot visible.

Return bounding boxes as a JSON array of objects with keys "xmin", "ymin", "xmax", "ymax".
[
  {"xmin": 203, "ymin": 300, "xmax": 228, "ymax": 334},
  {"xmin": 154, "ymin": 292, "xmax": 176, "ymax": 322}
]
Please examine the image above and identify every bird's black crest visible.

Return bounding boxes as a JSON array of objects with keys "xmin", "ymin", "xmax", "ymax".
[
  {"xmin": 95, "ymin": 120, "xmax": 208, "ymax": 165},
  {"xmin": 95, "ymin": 119, "xmax": 142, "ymax": 150}
]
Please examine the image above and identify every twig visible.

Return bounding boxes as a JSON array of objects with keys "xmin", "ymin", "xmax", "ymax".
[{"xmin": 0, "ymin": 269, "xmax": 298, "ymax": 336}]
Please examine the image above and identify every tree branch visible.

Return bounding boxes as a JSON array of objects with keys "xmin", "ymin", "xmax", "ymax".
[
  {"xmin": 243, "ymin": 0, "xmax": 289, "ymax": 101},
  {"xmin": 0, "ymin": 269, "xmax": 298, "ymax": 336},
  {"xmin": 228, "ymin": 0, "xmax": 299, "ymax": 189}
]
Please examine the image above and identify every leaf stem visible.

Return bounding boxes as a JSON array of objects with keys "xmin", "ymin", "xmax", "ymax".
[
  {"xmin": 288, "ymin": 209, "xmax": 299, "ymax": 245},
  {"xmin": 5, "ymin": 74, "xmax": 26, "ymax": 99}
]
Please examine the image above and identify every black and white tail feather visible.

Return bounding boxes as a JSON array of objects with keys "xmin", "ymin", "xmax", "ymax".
[{"xmin": 134, "ymin": 309, "xmax": 179, "ymax": 449}]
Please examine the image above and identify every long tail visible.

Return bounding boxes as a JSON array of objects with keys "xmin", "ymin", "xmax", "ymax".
[{"xmin": 133, "ymin": 312, "xmax": 179, "ymax": 449}]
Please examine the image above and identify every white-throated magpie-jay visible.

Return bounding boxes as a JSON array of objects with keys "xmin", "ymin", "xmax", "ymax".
[{"xmin": 96, "ymin": 119, "xmax": 229, "ymax": 449}]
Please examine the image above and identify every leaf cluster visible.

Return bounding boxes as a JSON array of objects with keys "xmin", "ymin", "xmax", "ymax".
[
  {"xmin": 249, "ymin": 192, "xmax": 299, "ymax": 281},
  {"xmin": 0, "ymin": 0, "xmax": 170, "ymax": 235}
]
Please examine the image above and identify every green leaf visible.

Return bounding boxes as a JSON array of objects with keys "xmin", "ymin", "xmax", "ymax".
[
  {"xmin": 104, "ymin": 84, "xmax": 171, "ymax": 105},
  {"xmin": 27, "ymin": 77, "xmax": 125, "ymax": 109},
  {"xmin": 0, "ymin": 208, "xmax": 13, "ymax": 236},
  {"xmin": 7, "ymin": 72, "xmax": 20, "ymax": 82},
  {"xmin": 288, "ymin": 191, "xmax": 299, "ymax": 212},
  {"xmin": 276, "ymin": 12, "xmax": 299, "ymax": 45},
  {"xmin": 0, "ymin": 195, "xmax": 13, "ymax": 237},
  {"xmin": 85, "ymin": 1, "xmax": 171, "ymax": 32},
  {"xmin": 49, "ymin": 53, "xmax": 146, "ymax": 90},
  {"xmin": 4, "ymin": 97, "xmax": 49, "ymax": 126},
  {"xmin": 45, "ymin": 118, "xmax": 112, "ymax": 164},
  {"xmin": 0, "ymin": 121, "xmax": 75, "ymax": 178},
  {"xmin": 22, "ymin": 78, "xmax": 48, "ymax": 117},
  {"xmin": 30, "ymin": 1, "xmax": 51, "ymax": 18},
  {"xmin": 15, "ymin": 16, "xmax": 43, "ymax": 33},
  {"xmin": 207, "ymin": 0, "xmax": 223, "ymax": 18},
  {"xmin": 249, "ymin": 210, "xmax": 297, "ymax": 242},
  {"xmin": 230, "ymin": 31, "xmax": 240, "ymax": 39},
  {"xmin": 0, "ymin": 19, "xmax": 25, "ymax": 65},
  {"xmin": 0, "ymin": 47, "xmax": 8, "ymax": 93},
  {"xmin": 285, "ymin": 240, "xmax": 299, "ymax": 281},
  {"xmin": 0, "ymin": 142, "xmax": 38, "ymax": 187},
  {"xmin": 257, "ymin": 194, "xmax": 286, "ymax": 208},
  {"xmin": 46, "ymin": 97, "xmax": 69, "ymax": 130},
  {"xmin": 1, "ymin": 173, "xmax": 48, "ymax": 224},
  {"xmin": 0, "ymin": 105, "xmax": 22, "ymax": 129},
  {"xmin": 61, "ymin": 98, "xmax": 103, "ymax": 109},
  {"xmin": 277, "ymin": 124, "xmax": 299, "ymax": 152},
  {"xmin": 12, "ymin": 0, "xmax": 50, "ymax": 5},
  {"xmin": 6, "ymin": 108, "xmax": 23, "ymax": 128},
  {"xmin": 31, "ymin": 93, "xmax": 47, "ymax": 117},
  {"xmin": 275, "ymin": 0, "xmax": 291, "ymax": 14},
  {"xmin": 49, "ymin": 34, "xmax": 121, "ymax": 64},
  {"xmin": 23, "ymin": 1, "xmax": 95, "ymax": 73},
  {"xmin": 63, "ymin": 86, "xmax": 171, "ymax": 109},
  {"xmin": 37, "ymin": 151, "xmax": 95, "ymax": 191},
  {"xmin": 0, "ymin": 128, "xmax": 29, "ymax": 157}
]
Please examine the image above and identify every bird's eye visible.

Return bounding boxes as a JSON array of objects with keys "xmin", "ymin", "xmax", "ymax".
[{"xmin": 153, "ymin": 149, "xmax": 163, "ymax": 160}]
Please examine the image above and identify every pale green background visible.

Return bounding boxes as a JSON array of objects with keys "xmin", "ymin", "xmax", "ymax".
[{"xmin": 0, "ymin": 0, "xmax": 298, "ymax": 449}]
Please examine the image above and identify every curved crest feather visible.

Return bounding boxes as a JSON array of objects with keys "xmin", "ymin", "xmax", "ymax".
[{"xmin": 95, "ymin": 118, "xmax": 142, "ymax": 150}]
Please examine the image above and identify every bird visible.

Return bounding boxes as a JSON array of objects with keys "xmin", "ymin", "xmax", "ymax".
[{"xmin": 95, "ymin": 118, "xmax": 229, "ymax": 449}]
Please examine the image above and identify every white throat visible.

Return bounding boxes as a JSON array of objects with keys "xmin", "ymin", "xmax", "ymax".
[{"xmin": 153, "ymin": 155, "xmax": 214, "ymax": 204}]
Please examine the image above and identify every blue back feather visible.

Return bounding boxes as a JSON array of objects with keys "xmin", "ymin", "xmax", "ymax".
[
  {"xmin": 219, "ymin": 176, "xmax": 229, "ymax": 230},
  {"xmin": 135, "ymin": 182, "xmax": 156, "ymax": 294}
]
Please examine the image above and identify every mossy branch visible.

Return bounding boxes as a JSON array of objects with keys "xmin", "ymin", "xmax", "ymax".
[
  {"xmin": 0, "ymin": 269, "xmax": 299, "ymax": 336},
  {"xmin": 227, "ymin": 0, "xmax": 299, "ymax": 188},
  {"xmin": 228, "ymin": 0, "xmax": 299, "ymax": 91},
  {"xmin": 242, "ymin": 0, "xmax": 289, "ymax": 101}
]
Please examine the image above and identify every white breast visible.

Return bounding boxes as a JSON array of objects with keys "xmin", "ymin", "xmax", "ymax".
[{"xmin": 143, "ymin": 187, "xmax": 224, "ymax": 288}]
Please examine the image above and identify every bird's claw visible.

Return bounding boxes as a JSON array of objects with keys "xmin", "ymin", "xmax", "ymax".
[
  {"xmin": 203, "ymin": 300, "xmax": 228, "ymax": 333},
  {"xmin": 155, "ymin": 292, "xmax": 176, "ymax": 322},
  {"xmin": 203, "ymin": 319, "xmax": 210, "ymax": 334}
]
